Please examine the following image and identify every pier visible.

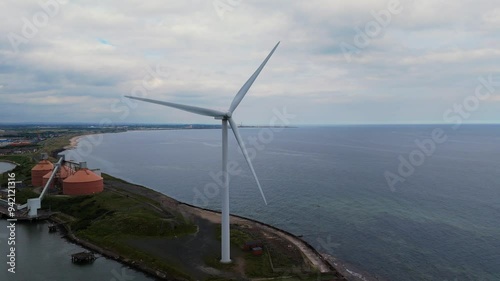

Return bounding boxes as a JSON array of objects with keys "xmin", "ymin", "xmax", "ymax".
[
  {"xmin": 71, "ymin": 251, "xmax": 96, "ymax": 264},
  {"xmin": 48, "ymin": 224, "xmax": 58, "ymax": 232},
  {"xmin": 0, "ymin": 204, "xmax": 53, "ymax": 221}
]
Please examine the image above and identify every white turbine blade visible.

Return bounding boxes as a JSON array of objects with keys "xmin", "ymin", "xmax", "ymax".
[
  {"xmin": 228, "ymin": 42, "xmax": 280, "ymax": 113},
  {"xmin": 228, "ymin": 118, "xmax": 268, "ymax": 205},
  {"xmin": 125, "ymin": 96, "xmax": 226, "ymax": 118}
]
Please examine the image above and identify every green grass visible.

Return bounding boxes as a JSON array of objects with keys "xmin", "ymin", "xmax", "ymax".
[
  {"xmin": 13, "ymin": 188, "xmax": 39, "ymax": 204},
  {"xmin": 203, "ymin": 256, "xmax": 236, "ymax": 272},
  {"xmin": 43, "ymin": 189, "xmax": 197, "ymax": 280},
  {"xmin": 44, "ymin": 191, "xmax": 196, "ymax": 237},
  {"xmin": 229, "ymin": 226, "xmax": 254, "ymax": 248},
  {"xmin": 245, "ymin": 251, "xmax": 277, "ymax": 277},
  {"xmin": 78, "ymin": 233, "xmax": 194, "ymax": 280},
  {"xmin": 101, "ymin": 173, "xmax": 130, "ymax": 184},
  {"xmin": 38, "ymin": 132, "xmax": 85, "ymax": 159},
  {"xmin": 212, "ymin": 226, "xmax": 323, "ymax": 279},
  {"xmin": 213, "ymin": 226, "xmax": 282, "ymax": 278}
]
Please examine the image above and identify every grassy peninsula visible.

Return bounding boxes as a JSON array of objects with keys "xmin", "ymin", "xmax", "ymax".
[{"xmin": 0, "ymin": 127, "xmax": 346, "ymax": 281}]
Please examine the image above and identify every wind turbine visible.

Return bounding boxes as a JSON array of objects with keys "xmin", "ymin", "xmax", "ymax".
[{"xmin": 125, "ymin": 42, "xmax": 280, "ymax": 263}]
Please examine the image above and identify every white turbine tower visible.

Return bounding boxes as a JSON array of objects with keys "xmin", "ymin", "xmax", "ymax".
[{"xmin": 126, "ymin": 42, "xmax": 280, "ymax": 263}]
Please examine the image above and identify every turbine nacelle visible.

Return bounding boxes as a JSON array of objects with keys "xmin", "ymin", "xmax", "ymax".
[{"xmin": 214, "ymin": 112, "xmax": 232, "ymax": 120}]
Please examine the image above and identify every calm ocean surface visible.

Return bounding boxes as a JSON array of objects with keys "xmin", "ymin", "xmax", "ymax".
[
  {"xmin": 68, "ymin": 125, "xmax": 500, "ymax": 281},
  {"xmin": 0, "ymin": 220, "xmax": 153, "ymax": 281},
  {"xmin": 0, "ymin": 162, "xmax": 16, "ymax": 174}
]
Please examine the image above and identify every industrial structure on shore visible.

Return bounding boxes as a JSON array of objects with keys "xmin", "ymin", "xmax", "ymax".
[
  {"xmin": 1, "ymin": 153, "xmax": 104, "ymax": 220},
  {"xmin": 61, "ymin": 162, "xmax": 103, "ymax": 195},
  {"xmin": 2, "ymin": 153, "xmax": 104, "ymax": 219},
  {"xmin": 31, "ymin": 158, "xmax": 54, "ymax": 186},
  {"xmin": 31, "ymin": 153, "xmax": 103, "ymax": 196}
]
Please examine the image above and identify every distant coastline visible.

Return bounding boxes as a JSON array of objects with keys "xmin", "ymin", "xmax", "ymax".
[
  {"xmin": 64, "ymin": 135, "xmax": 88, "ymax": 150},
  {"xmin": 62, "ymin": 126, "xmax": 297, "ymax": 151}
]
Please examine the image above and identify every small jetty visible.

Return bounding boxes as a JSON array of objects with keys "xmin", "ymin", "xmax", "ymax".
[
  {"xmin": 71, "ymin": 251, "xmax": 96, "ymax": 264},
  {"xmin": 0, "ymin": 203, "xmax": 53, "ymax": 221},
  {"xmin": 48, "ymin": 224, "xmax": 58, "ymax": 232}
]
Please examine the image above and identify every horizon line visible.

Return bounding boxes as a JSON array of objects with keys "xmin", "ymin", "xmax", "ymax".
[{"xmin": 1, "ymin": 122, "xmax": 500, "ymax": 127}]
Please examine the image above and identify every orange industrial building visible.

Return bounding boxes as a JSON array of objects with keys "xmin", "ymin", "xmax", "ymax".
[
  {"xmin": 31, "ymin": 158, "xmax": 54, "ymax": 187},
  {"xmin": 31, "ymin": 155, "xmax": 103, "ymax": 196},
  {"xmin": 62, "ymin": 163, "xmax": 103, "ymax": 195},
  {"xmin": 42, "ymin": 165, "xmax": 73, "ymax": 188}
]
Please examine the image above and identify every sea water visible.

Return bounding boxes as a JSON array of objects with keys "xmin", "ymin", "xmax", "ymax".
[
  {"xmin": 66, "ymin": 125, "xmax": 500, "ymax": 280},
  {"xmin": 0, "ymin": 220, "xmax": 153, "ymax": 281},
  {"xmin": 0, "ymin": 162, "xmax": 16, "ymax": 174}
]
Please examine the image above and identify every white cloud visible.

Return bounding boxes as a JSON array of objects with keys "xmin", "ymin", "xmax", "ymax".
[
  {"xmin": 482, "ymin": 8, "xmax": 500, "ymax": 27},
  {"xmin": 399, "ymin": 48, "xmax": 500, "ymax": 65},
  {"xmin": 0, "ymin": 0, "xmax": 499, "ymax": 124}
]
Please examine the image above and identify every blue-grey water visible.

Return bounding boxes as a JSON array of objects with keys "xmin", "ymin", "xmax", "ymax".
[
  {"xmin": 0, "ymin": 220, "xmax": 154, "ymax": 281},
  {"xmin": 64, "ymin": 125, "xmax": 500, "ymax": 281},
  {"xmin": 0, "ymin": 162, "xmax": 16, "ymax": 174}
]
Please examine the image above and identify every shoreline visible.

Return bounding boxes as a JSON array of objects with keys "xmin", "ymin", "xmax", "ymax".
[
  {"xmin": 50, "ymin": 214, "xmax": 172, "ymax": 280},
  {"xmin": 49, "ymin": 184, "xmax": 346, "ymax": 280},
  {"xmin": 178, "ymin": 201, "xmax": 334, "ymax": 273},
  {"xmin": 64, "ymin": 135, "xmax": 81, "ymax": 150},
  {"xmin": 55, "ymin": 132, "xmax": 367, "ymax": 280},
  {"xmin": 0, "ymin": 160, "xmax": 18, "ymax": 174},
  {"xmin": 63, "ymin": 134, "xmax": 93, "ymax": 150},
  {"xmin": 0, "ymin": 159, "xmax": 20, "ymax": 166}
]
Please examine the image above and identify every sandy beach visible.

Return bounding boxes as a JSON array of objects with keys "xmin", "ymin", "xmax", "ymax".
[
  {"xmin": 64, "ymin": 133, "xmax": 102, "ymax": 150},
  {"xmin": 64, "ymin": 135, "xmax": 83, "ymax": 150}
]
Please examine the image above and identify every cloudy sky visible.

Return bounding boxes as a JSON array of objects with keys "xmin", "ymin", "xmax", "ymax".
[{"xmin": 1, "ymin": 0, "xmax": 499, "ymax": 125}]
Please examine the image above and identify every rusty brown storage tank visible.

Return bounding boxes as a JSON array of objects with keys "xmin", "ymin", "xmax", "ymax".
[
  {"xmin": 42, "ymin": 165, "xmax": 73, "ymax": 188},
  {"xmin": 63, "ymin": 162, "xmax": 103, "ymax": 195},
  {"xmin": 31, "ymin": 159, "xmax": 54, "ymax": 187}
]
